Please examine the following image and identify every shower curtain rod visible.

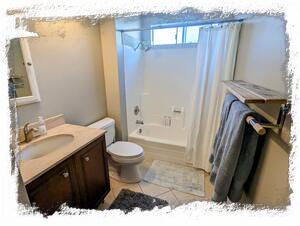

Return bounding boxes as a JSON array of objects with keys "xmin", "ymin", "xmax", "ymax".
[{"xmin": 117, "ymin": 18, "xmax": 244, "ymax": 32}]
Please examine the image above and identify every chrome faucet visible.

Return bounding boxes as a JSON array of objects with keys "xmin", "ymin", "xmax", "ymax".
[
  {"xmin": 163, "ymin": 116, "xmax": 172, "ymax": 127},
  {"xmin": 23, "ymin": 123, "xmax": 38, "ymax": 143},
  {"xmin": 136, "ymin": 119, "xmax": 144, "ymax": 125}
]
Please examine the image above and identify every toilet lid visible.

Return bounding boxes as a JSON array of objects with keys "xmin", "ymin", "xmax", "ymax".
[{"xmin": 108, "ymin": 141, "xmax": 143, "ymax": 158}]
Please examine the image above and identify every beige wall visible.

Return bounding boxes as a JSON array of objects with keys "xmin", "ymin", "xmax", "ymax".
[
  {"xmin": 235, "ymin": 16, "xmax": 290, "ymax": 206},
  {"xmin": 99, "ymin": 19, "xmax": 127, "ymax": 140},
  {"xmin": 17, "ymin": 20, "xmax": 107, "ymax": 126}
]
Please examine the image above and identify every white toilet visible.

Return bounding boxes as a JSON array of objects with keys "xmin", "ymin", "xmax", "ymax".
[{"xmin": 88, "ymin": 117, "xmax": 144, "ymax": 183}]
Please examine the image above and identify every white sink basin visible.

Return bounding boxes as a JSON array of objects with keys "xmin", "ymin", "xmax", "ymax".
[{"xmin": 18, "ymin": 134, "xmax": 74, "ymax": 161}]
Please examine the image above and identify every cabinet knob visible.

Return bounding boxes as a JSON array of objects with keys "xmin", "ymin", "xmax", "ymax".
[
  {"xmin": 83, "ymin": 156, "xmax": 90, "ymax": 162},
  {"xmin": 62, "ymin": 171, "xmax": 69, "ymax": 178}
]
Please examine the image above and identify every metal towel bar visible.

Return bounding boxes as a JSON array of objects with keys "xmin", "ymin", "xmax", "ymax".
[{"xmin": 245, "ymin": 103, "xmax": 290, "ymax": 136}]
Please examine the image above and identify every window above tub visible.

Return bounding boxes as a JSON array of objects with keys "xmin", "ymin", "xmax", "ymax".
[{"xmin": 150, "ymin": 24, "xmax": 200, "ymax": 48}]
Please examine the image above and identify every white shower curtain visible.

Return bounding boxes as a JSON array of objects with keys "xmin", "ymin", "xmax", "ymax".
[{"xmin": 185, "ymin": 22, "xmax": 241, "ymax": 172}]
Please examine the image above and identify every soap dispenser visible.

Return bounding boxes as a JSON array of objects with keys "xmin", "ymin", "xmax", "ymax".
[{"xmin": 38, "ymin": 116, "xmax": 47, "ymax": 135}]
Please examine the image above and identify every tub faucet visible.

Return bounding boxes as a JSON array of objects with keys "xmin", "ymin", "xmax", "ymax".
[
  {"xmin": 136, "ymin": 119, "xmax": 144, "ymax": 125},
  {"xmin": 23, "ymin": 123, "xmax": 38, "ymax": 143},
  {"xmin": 163, "ymin": 116, "xmax": 172, "ymax": 127}
]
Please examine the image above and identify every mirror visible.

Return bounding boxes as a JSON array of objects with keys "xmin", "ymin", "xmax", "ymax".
[{"xmin": 8, "ymin": 38, "xmax": 41, "ymax": 106}]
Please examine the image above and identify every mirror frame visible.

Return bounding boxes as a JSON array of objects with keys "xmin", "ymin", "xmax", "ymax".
[{"xmin": 11, "ymin": 38, "xmax": 41, "ymax": 106}]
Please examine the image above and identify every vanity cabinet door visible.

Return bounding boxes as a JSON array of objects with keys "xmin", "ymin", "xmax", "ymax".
[
  {"xmin": 26, "ymin": 159, "xmax": 79, "ymax": 215},
  {"xmin": 74, "ymin": 136, "xmax": 110, "ymax": 209}
]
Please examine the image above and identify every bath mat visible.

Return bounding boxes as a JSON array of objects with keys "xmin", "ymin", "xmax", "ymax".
[
  {"xmin": 143, "ymin": 160, "xmax": 205, "ymax": 196},
  {"xmin": 108, "ymin": 189, "xmax": 168, "ymax": 213}
]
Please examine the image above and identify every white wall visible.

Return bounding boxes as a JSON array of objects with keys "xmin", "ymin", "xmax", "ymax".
[
  {"xmin": 121, "ymin": 16, "xmax": 199, "ymax": 135},
  {"xmin": 235, "ymin": 16, "xmax": 290, "ymax": 206},
  {"xmin": 118, "ymin": 19, "xmax": 143, "ymax": 134},
  {"xmin": 124, "ymin": 45, "xmax": 197, "ymax": 134},
  {"xmin": 17, "ymin": 20, "xmax": 107, "ymax": 126},
  {"xmin": 124, "ymin": 45, "xmax": 144, "ymax": 133},
  {"xmin": 141, "ymin": 47, "xmax": 197, "ymax": 129}
]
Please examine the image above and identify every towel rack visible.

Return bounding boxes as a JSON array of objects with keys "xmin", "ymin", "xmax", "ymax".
[
  {"xmin": 222, "ymin": 80, "xmax": 290, "ymax": 136},
  {"xmin": 246, "ymin": 116, "xmax": 266, "ymax": 135}
]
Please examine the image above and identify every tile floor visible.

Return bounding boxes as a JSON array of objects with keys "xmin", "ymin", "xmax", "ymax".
[{"xmin": 99, "ymin": 158, "xmax": 213, "ymax": 210}]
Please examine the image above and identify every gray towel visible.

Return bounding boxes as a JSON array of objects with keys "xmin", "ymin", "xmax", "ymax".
[
  {"xmin": 228, "ymin": 123, "xmax": 260, "ymax": 202},
  {"xmin": 209, "ymin": 99, "xmax": 260, "ymax": 202},
  {"xmin": 209, "ymin": 93, "xmax": 238, "ymax": 165}
]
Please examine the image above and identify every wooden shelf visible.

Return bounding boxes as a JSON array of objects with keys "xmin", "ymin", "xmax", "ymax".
[{"xmin": 223, "ymin": 80, "xmax": 287, "ymax": 104}]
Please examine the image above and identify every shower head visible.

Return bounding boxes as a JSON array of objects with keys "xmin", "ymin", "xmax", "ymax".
[
  {"xmin": 142, "ymin": 45, "xmax": 151, "ymax": 51},
  {"xmin": 134, "ymin": 41, "xmax": 151, "ymax": 52},
  {"xmin": 134, "ymin": 42, "xmax": 142, "ymax": 51}
]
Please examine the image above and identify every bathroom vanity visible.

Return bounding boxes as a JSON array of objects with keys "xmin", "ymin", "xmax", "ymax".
[{"xmin": 18, "ymin": 123, "xmax": 110, "ymax": 214}]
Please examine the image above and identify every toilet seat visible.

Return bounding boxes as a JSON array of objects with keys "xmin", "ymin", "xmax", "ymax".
[{"xmin": 107, "ymin": 141, "xmax": 144, "ymax": 160}]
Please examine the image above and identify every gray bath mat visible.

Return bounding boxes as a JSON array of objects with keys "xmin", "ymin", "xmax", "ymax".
[
  {"xmin": 144, "ymin": 160, "xmax": 205, "ymax": 197},
  {"xmin": 109, "ymin": 189, "xmax": 168, "ymax": 213}
]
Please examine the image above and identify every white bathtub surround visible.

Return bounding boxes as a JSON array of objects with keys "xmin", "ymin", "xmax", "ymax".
[
  {"xmin": 185, "ymin": 22, "xmax": 241, "ymax": 172},
  {"xmin": 129, "ymin": 124, "xmax": 186, "ymax": 163},
  {"xmin": 141, "ymin": 47, "xmax": 196, "ymax": 128},
  {"xmin": 123, "ymin": 35, "xmax": 197, "ymax": 163},
  {"xmin": 124, "ymin": 44, "xmax": 144, "ymax": 134},
  {"xmin": 144, "ymin": 160, "xmax": 204, "ymax": 197}
]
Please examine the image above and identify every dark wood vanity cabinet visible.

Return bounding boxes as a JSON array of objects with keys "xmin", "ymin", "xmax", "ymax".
[
  {"xmin": 25, "ymin": 135, "xmax": 110, "ymax": 214},
  {"xmin": 26, "ymin": 158, "xmax": 79, "ymax": 214},
  {"xmin": 74, "ymin": 136, "xmax": 110, "ymax": 208}
]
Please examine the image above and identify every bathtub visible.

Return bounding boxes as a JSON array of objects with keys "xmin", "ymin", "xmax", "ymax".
[{"xmin": 128, "ymin": 124, "xmax": 187, "ymax": 163}]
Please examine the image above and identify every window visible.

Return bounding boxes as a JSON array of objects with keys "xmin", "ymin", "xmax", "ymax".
[
  {"xmin": 151, "ymin": 25, "xmax": 200, "ymax": 46},
  {"xmin": 185, "ymin": 26, "xmax": 200, "ymax": 43}
]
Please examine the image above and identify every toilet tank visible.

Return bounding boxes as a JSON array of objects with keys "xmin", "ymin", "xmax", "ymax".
[{"xmin": 88, "ymin": 117, "xmax": 115, "ymax": 146}]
